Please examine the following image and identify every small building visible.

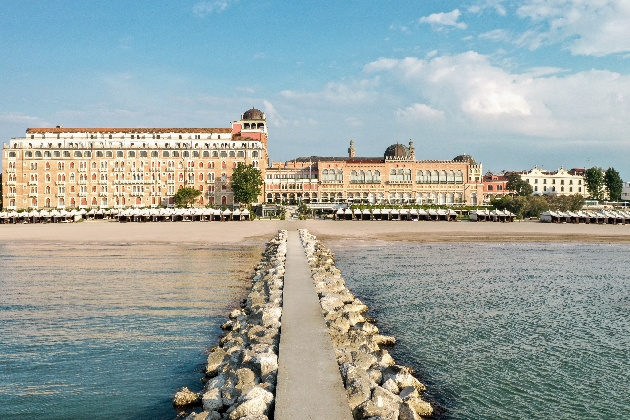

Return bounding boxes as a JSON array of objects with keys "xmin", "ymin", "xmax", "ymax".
[
  {"xmin": 517, "ymin": 166, "xmax": 588, "ymax": 197},
  {"xmin": 482, "ymin": 171, "xmax": 513, "ymax": 202}
]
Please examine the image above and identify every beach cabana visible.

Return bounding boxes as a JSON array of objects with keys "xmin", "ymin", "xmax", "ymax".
[
  {"xmin": 372, "ymin": 208, "xmax": 382, "ymax": 220},
  {"xmin": 361, "ymin": 209, "xmax": 371, "ymax": 221},
  {"xmin": 241, "ymin": 208, "xmax": 250, "ymax": 221},
  {"xmin": 353, "ymin": 208, "xmax": 362, "ymax": 220},
  {"xmin": 409, "ymin": 208, "xmax": 419, "ymax": 221},
  {"xmin": 222, "ymin": 209, "xmax": 232, "ymax": 221}
]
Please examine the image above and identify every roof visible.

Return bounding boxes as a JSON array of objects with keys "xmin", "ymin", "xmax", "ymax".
[{"xmin": 26, "ymin": 127, "xmax": 232, "ymax": 134}]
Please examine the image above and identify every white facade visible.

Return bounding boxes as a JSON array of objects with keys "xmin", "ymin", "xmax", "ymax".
[
  {"xmin": 622, "ymin": 182, "xmax": 630, "ymax": 201},
  {"xmin": 520, "ymin": 167, "xmax": 588, "ymax": 197}
]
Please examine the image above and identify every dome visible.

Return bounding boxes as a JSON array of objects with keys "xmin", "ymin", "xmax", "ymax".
[
  {"xmin": 384, "ymin": 143, "xmax": 410, "ymax": 159},
  {"xmin": 242, "ymin": 108, "xmax": 265, "ymax": 120},
  {"xmin": 453, "ymin": 154, "xmax": 477, "ymax": 165}
]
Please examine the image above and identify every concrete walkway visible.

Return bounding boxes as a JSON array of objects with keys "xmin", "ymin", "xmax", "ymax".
[{"xmin": 275, "ymin": 230, "xmax": 353, "ymax": 420}]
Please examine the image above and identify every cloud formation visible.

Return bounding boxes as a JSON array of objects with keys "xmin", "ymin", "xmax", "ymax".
[
  {"xmin": 516, "ymin": 0, "xmax": 630, "ymax": 56},
  {"xmin": 419, "ymin": 9, "xmax": 467, "ymax": 29},
  {"xmin": 192, "ymin": 1, "xmax": 235, "ymax": 17}
]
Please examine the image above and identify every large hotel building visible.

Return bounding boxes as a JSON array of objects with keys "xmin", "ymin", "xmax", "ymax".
[{"xmin": 2, "ymin": 108, "xmax": 486, "ymax": 210}]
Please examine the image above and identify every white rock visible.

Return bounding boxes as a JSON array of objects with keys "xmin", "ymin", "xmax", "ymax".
[{"xmin": 202, "ymin": 387, "xmax": 223, "ymax": 412}]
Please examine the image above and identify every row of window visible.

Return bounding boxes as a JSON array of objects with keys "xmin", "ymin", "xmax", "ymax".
[
  {"xmin": 534, "ymin": 186, "xmax": 582, "ymax": 193},
  {"xmin": 22, "ymin": 172, "xmax": 225, "ymax": 183},
  {"xmin": 527, "ymin": 178, "xmax": 582, "ymax": 185},
  {"xmin": 31, "ymin": 134, "xmax": 228, "ymax": 140},
  {"xmin": 12, "ymin": 150, "xmax": 259, "ymax": 159}
]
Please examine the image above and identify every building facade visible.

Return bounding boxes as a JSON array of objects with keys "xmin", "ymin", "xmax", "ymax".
[
  {"xmin": 482, "ymin": 172, "xmax": 513, "ymax": 202},
  {"xmin": 266, "ymin": 141, "xmax": 485, "ymax": 205},
  {"xmin": 2, "ymin": 108, "xmax": 268, "ymax": 210},
  {"xmin": 622, "ymin": 181, "xmax": 630, "ymax": 202},
  {"xmin": 518, "ymin": 167, "xmax": 588, "ymax": 197}
]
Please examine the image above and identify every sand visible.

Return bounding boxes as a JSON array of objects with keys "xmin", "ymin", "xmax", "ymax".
[{"xmin": 1, "ymin": 219, "xmax": 630, "ymax": 245}]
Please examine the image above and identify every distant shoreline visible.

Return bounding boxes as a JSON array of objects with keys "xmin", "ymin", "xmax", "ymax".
[{"xmin": 2, "ymin": 219, "xmax": 630, "ymax": 244}]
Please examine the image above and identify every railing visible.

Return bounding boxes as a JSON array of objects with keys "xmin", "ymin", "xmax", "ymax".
[
  {"xmin": 387, "ymin": 180, "xmax": 413, "ymax": 184},
  {"xmin": 28, "ymin": 181, "xmax": 39, "ymax": 186},
  {"xmin": 6, "ymin": 193, "xmax": 16, "ymax": 198},
  {"xmin": 55, "ymin": 181, "xmax": 66, "ymax": 185},
  {"xmin": 99, "ymin": 192, "xmax": 108, "ymax": 197},
  {"xmin": 78, "ymin": 168, "xmax": 87, "ymax": 172},
  {"xmin": 5, "ymin": 181, "xmax": 17, "ymax": 186},
  {"xmin": 349, "ymin": 180, "xmax": 381, "ymax": 184},
  {"xmin": 6, "ymin": 168, "xmax": 16, "ymax": 173},
  {"xmin": 55, "ymin": 193, "xmax": 65, "ymax": 198},
  {"xmin": 78, "ymin": 192, "xmax": 87, "ymax": 197},
  {"xmin": 78, "ymin": 180, "xmax": 87, "ymax": 185},
  {"xmin": 320, "ymin": 180, "xmax": 344, "ymax": 184},
  {"xmin": 98, "ymin": 180, "xmax": 108, "ymax": 185}
]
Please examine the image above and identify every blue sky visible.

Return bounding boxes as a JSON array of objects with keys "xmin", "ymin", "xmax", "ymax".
[{"xmin": 1, "ymin": 0, "xmax": 629, "ymax": 178}]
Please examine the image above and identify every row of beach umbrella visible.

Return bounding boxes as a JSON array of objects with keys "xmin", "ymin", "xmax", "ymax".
[
  {"xmin": 540, "ymin": 210, "xmax": 630, "ymax": 224},
  {"xmin": 0, "ymin": 208, "xmax": 250, "ymax": 223},
  {"xmin": 335, "ymin": 208, "xmax": 459, "ymax": 221},
  {"xmin": 469, "ymin": 209, "xmax": 516, "ymax": 222}
]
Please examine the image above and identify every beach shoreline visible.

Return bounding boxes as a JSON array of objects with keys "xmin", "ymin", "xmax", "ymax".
[{"xmin": 1, "ymin": 219, "xmax": 630, "ymax": 244}]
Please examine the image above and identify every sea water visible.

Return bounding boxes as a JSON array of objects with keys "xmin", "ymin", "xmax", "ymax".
[
  {"xmin": 332, "ymin": 242, "xmax": 630, "ymax": 419},
  {"xmin": 0, "ymin": 243, "xmax": 263, "ymax": 420}
]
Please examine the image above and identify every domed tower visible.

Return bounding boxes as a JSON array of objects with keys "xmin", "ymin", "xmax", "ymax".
[
  {"xmin": 232, "ymin": 107, "xmax": 268, "ymax": 145},
  {"xmin": 384, "ymin": 142, "xmax": 412, "ymax": 160}
]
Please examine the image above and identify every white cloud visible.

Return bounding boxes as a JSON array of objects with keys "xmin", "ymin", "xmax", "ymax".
[
  {"xmin": 389, "ymin": 24, "xmax": 411, "ymax": 34},
  {"xmin": 396, "ymin": 103, "xmax": 444, "ymax": 120},
  {"xmin": 364, "ymin": 51, "xmax": 630, "ymax": 139},
  {"xmin": 263, "ymin": 100, "xmax": 287, "ymax": 128},
  {"xmin": 516, "ymin": 0, "xmax": 630, "ymax": 56},
  {"xmin": 468, "ymin": 0, "xmax": 507, "ymax": 16},
  {"xmin": 0, "ymin": 113, "xmax": 48, "ymax": 126},
  {"xmin": 253, "ymin": 52, "xmax": 266, "ymax": 60},
  {"xmin": 192, "ymin": 1, "xmax": 235, "ymax": 17},
  {"xmin": 419, "ymin": 9, "xmax": 467, "ymax": 29},
  {"xmin": 280, "ymin": 79, "xmax": 380, "ymax": 106},
  {"xmin": 478, "ymin": 29, "xmax": 511, "ymax": 42}
]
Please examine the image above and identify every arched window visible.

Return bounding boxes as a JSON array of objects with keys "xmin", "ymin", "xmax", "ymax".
[
  {"xmin": 440, "ymin": 170, "xmax": 447, "ymax": 184},
  {"xmin": 432, "ymin": 170, "xmax": 439, "ymax": 184},
  {"xmin": 455, "ymin": 170, "xmax": 463, "ymax": 184},
  {"xmin": 488, "ymin": 185, "xmax": 493, "ymax": 191}
]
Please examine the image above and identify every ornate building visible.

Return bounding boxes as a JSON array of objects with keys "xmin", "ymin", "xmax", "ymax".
[
  {"xmin": 265, "ymin": 141, "xmax": 484, "ymax": 205},
  {"xmin": 2, "ymin": 108, "xmax": 268, "ymax": 210}
]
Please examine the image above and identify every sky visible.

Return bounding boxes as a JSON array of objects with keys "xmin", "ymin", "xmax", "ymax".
[{"xmin": 1, "ymin": 0, "xmax": 629, "ymax": 178}]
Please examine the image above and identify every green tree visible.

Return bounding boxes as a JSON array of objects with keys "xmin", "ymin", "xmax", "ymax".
[
  {"xmin": 173, "ymin": 187, "xmax": 202, "ymax": 207},
  {"xmin": 584, "ymin": 167, "xmax": 605, "ymax": 201},
  {"xmin": 604, "ymin": 167, "xmax": 623, "ymax": 202},
  {"xmin": 505, "ymin": 173, "xmax": 533, "ymax": 196},
  {"xmin": 231, "ymin": 163, "xmax": 263, "ymax": 205}
]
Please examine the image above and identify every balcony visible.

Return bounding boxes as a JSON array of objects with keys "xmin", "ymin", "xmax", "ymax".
[
  {"xmin": 78, "ymin": 167, "xmax": 87, "ymax": 172},
  {"xmin": 78, "ymin": 180, "xmax": 87, "ymax": 185},
  {"xmin": 99, "ymin": 168, "xmax": 108, "ymax": 172},
  {"xmin": 99, "ymin": 192, "xmax": 108, "ymax": 197},
  {"xmin": 98, "ymin": 180, "xmax": 108, "ymax": 185},
  {"xmin": 78, "ymin": 192, "xmax": 87, "ymax": 197},
  {"xmin": 6, "ymin": 181, "xmax": 17, "ymax": 186},
  {"xmin": 6, "ymin": 167, "xmax": 16, "ymax": 173},
  {"xmin": 166, "ymin": 167, "xmax": 175, "ymax": 172},
  {"xmin": 387, "ymin": 180, "xmax": 413, "ymax": 185},
  {"xmin": 206, "ymin": 179, "xmax": 216, "ymax": 184},
  {"xmin": 349, "ymin": 180, "xmax": 381, "ymax": 184},
  {"xmin": 28, "ymin": 181, "xmax": 38, "ymax": 186},
  {"xmin": 167, "ymin": 180, "xmax": 175, "ymax": 184},
  {"xmin": 55, "ymin": 193, "xmax": 65, "ymax": 198},
  {"xmin": 6, "ymin": 193, "xmax": 16, "ymax": 198},
  {"xmin": 320, "ymin": 180, "xmax": 344, "ymax": 184},
  {"xmin": 130, "ymin": 192, "xmax": 144, "ymax": 197},
  {"xmin": 55, "ymin": 181, "xmax": 66, "ymax": 185}
]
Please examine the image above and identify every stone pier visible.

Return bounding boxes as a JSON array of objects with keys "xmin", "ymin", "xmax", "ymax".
[{"xmin": 275, "ymin": 231, "xmax": 353, "ymax": 420}]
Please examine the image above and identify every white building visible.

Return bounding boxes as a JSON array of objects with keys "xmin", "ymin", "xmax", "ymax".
[
  {"xmin": 622, "ymin": 182, "xmax": 630, "ymax": 201},
  {"xmin": 518, "ymin": 167, "xmax": 588, "ymax": 197}
]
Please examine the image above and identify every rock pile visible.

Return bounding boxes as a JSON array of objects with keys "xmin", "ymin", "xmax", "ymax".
[
  {"xmin": 174, "ymin": 230, "xmax": 287, "ymax": 420},
  {"xmin": 298, "ymin": 229, "xmax": 434, "ymax": 420}
]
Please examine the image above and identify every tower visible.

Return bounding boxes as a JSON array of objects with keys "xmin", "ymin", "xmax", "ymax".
[{"xmin": 348, "ymin": 139, "xmax": 356, "ymax": 158}]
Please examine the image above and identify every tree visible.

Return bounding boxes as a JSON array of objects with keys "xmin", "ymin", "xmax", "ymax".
[
  {"xmin": 173, "ymin": 187, "xmax": 202, "ymax": 207},
  {"xmin": 604, "ymin": 167, "xmax": 623, "ymax": 202},
  {"xmin": 584, "ymin": 167, "xmax": 605, "ymax": 201},
  {"xmin": 231, "ymin": 163, "xmax": 263, "ymax": 205},
  {"xmin": 505, "ymin": 173, "xmax": 533, "ymax": 196}
]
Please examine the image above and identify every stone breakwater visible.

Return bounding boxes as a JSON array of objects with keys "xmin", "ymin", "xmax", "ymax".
[
  {"xmin": 298, "ymin": 229, "xmax": 434, "ymax": 420},
  {"xmin": 173, "ymin": 230, "xmax": 287, "ymax": 420}
]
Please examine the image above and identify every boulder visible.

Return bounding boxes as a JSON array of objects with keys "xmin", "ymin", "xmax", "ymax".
[
  {"xmin": 406, "ymin": 397, "xmax": 434, "ymax": 416},
  {"xmin": 229, "ymin": 387, "xmax": 274, "ymax": 419},
  {"xmin": 382, "ymin": 378, "xmax": 400, "ymax": 394},
  {"xmin": 399, "ymin": 402, "xmax": 422, "ymax": 420},
  {"xmin": 173, "ymin": 387, "xmax": 200, "ymax": 406},
  {"xmin": 320, "ymin": 295, "xmax": 345, "ymax": 314},
  {"xmin": 201, "ymin": 387, "xmax": 223, "ymax": 412},
  {"xmin": 206, "ymin": 348, "xmax": 228, "ymax": 376},
  {"xmin": 382, "ymin": 366, "xmax": 426, "ymax": 392},
  {"xmin": 257, "ymin": 352, "xmax": 278, "ymax": 381}
]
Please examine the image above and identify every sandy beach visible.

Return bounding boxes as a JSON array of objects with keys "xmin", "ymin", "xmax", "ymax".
[{"xmin": 1, "ymin": 219, "xmax": 630, "ymax": 245}]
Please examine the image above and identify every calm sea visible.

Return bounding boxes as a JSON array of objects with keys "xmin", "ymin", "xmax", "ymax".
[
  {"xmin": 0, "ymin": 242, "xmax": 263, "ymax": 420},
  {"xmin": 332, "ymin": 241, "xmax": 630, "ymax": 420}
]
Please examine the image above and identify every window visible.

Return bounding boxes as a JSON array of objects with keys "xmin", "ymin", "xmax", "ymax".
[
  {"xmin": 163, "ymin": 150, "xmax": 170, "ymax": 157},
  {"xmin": 9, "ymin": 151, "xmax": 16, "ymax": 158},
  {"xmin": 25, "ymin": 151, "xmax": 33, "ymax": 158},
  {"xmin": 183, "ymin": 151, "xmax": 190, "ymax": 158},
  {"xmin": 106, "ymin": 151, "xmax": 113, "ymax": 157},
  {"xmin": 237, "ymin": 151, "xmax": 244, "ymax": 157},
  {"xmin": 488, "ymin": 185, "xmax": 493, "ymax": 191},
  {"xmin": 202, "ymin": 151, "xmax": 210, "ymax": 157},
  {"xmin": 117, "ymin": 151, "xmax": 123, "ymax": 157},
  {"xmin": 172, "ymin": 151, "xmax": 180, "ymax": 157},
  {"xmin": 140, "ymin": 151, "xmax": 147, "ymax": 157},
  {"xmin": 35, "ymin": 151, "xmax": 42, "ymax": 158},
  {"xmin": 128, "ymin": 151, "xmax": 136, "ymax": 158},
  {"xmin": 151, "ymin": 151, "xmax": 158, "ymax": 157},
  {"xmin": 96, "ymin": 151, "xmax": 104, "ymax": 157},
  {"xmin": 85, "ymin": 151, "xmax": 91, "ymax": 157}
]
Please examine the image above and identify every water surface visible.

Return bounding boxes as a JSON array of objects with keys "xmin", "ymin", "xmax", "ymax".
[
  {"xmin": 0, "ymin": 242, "xmax": 263, "ymax": 420},
  {"xmin": 332, "ymin": 241, "xmax": 630, "ymax": 419}
]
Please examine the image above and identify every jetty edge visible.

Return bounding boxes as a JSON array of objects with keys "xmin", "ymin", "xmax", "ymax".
[
  {"xmin": 298, "ymin": 228, "xmax": 433, "ymax": 420},
  {"xmin": 174, "ymin": 230, "xmax": 287, "ymax": 420}
]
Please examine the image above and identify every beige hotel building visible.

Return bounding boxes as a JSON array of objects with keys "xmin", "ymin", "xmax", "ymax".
[{"xmin": 2, "ymin": 108, "xmax": 268, "ymax": 210}]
